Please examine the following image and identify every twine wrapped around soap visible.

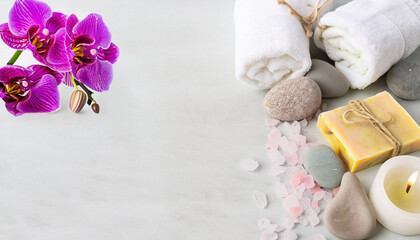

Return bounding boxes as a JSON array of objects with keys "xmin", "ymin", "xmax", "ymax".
[
  {"xmin": 342, "ymin": 100, "xmax": 402, "ymax": 158},
  {"xmin": 277, "ymin": 0, "xmax": 331, "ymax": 37}
]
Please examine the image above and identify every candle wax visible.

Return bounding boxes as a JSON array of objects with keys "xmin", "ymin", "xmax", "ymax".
[{"xmin": 385, "ymin": 173, "xmax": 420, "ymax": 213}]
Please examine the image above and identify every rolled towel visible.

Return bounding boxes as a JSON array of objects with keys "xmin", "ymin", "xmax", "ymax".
[
  {"xmin": 235, "ymin": 0, "xmax": 313, "ymax": 89},
  {"xmin": 314, "ymin": 0, "xmax": 420, "ymax": 89}
]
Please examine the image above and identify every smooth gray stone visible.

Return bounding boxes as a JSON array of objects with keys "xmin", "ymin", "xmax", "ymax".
[
  {"xmin": 303, "ymin": 145, "xmax": 346, "ymax": 188},
  {"xmin": 386, "ymin": 48, "xmax": 420, "ymax": 100},
  {"xmin": 324, "ymin": 172, "xmax": 377, "ymax": 240},
  {"xmin": 306, "ymin": 59, "xmax": 350, "ymax": 98},
  {"xmin": 264, "ymin": 77, "xmax": 321, "ymax": 121}
]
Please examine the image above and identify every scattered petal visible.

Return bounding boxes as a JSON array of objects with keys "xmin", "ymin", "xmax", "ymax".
[
  {"xmin": 275, "ymin": 225, "xmax": 286, "ymax": 233},
  {"xmin": 269, "ymin": 165, "xmax": 287, "ymax": 177},
  {"xmin": 323, "ymin": 192, "xmax": 333, "ymax": 203},
  {"xmin": 282, "ymin": 215, "xmax": 295, "ymax": 229},
  {"xmin": 303, "ymin": 175, "xmax": 315, "ymax": 189},
  {"xmin": 267, "ymin": 149, "xmax": 285, "ymax": 165},
  {"xmin": 299, "ymin": 216, "xmax": 309, "ymax": 226},
  {"xmin": 253, "ymin": 191, "xmax": 268, "ymax": 209},
  {"xmin": 313, "ymin": 191, "xmax": 326, "ymax": 201},
  {"xmin": 268, "ymin": 127, "xmax": 282, "ymax": 141},
  {"xmin": 333, "ymin": 187, "xmax": 340, "ymax": 196},
  {"xmin": 266, "ymin": 141, "xmax": 279, "ymax": 150},
  {"xmin": 270, "ymin": 233, "xmax": 278, "ymax": 240},
  {"xmin": 284, "ymin": 229, "xmax": 298, "ymax": 240},
  {"xmin": 265, "ymin": 224, "xmax": 279, "ymax": 234},
  {"xmin": 284, "ymin": 195, "xmax": 299, "ymax": 209},
  {"xmin": 311, "ymin": 183, "xmax": 323, "ymax": 194},
  {"xmin": 299, "ymin": 118, "xmax": 308, "ymax": 128},
  {"xmin": 258, "ymin": 218, "xmax": 271, "ymax": 230},
  {"xmin": 311, "ymin": 201, "xmax": 319, "ymax": 208},
  {"xmin": 286, "ymin": 154, "xmax": 299, "ymax": 166},
  {"xmin": 291, "ymin": 172, "xmax": 305, "ymax": 187},
  {"xmin": 290, "ymin": 206, "xmax": 303, "ymax": 218},
  {"xmin": 299, "ymin": 197, "xmax": 311, "ymax": 210},
  {"xmin": 279, "ymin": 137, "xmax": 298, "ymax": 156},
  {"xmin": 313, "ymin": 207, "xmax": 321, "ymax": 215},
  {"xmin": 240, "ymin": 158, "xmax": 259, "ymax": 172},
  {"xmin": 307, "ymin": 142, "xmax": 319, "ymax": 147},
  {"xmin": 266, "ymin": 119, "xmax": 280, "ymax": 127},
  {"xmin": 275, "ymin": 182, "xmax": 288, "ymax": 198},
  {"xmin": 290, "ymin": 121, "xmax": 301, "ymax": 136}
]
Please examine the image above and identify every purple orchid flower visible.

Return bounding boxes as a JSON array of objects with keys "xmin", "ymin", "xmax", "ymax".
[
  {"xmin": 65, "ymin": 13, "xmax": 119, "ymax": 92},
  {"xmin": 0, "ymin": 0, "xmax": 70, "ymax": 72},
  {"xmin": 0, "ymin": 65, "xmax": 62, "ymax": 116}
]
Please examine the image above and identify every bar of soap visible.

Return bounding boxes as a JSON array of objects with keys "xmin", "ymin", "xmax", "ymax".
[{"xmin": 317, "ymin": 91, "xmax": 420, "ymax": 172}]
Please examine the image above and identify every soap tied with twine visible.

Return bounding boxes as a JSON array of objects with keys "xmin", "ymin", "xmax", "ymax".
[
  {"xmin": 277, "ymin": 0, "xmax": 331, "ymax": 37},
  {"xmin": 342, "ymin": 99, "xmax": 402, "ymax": 158}
]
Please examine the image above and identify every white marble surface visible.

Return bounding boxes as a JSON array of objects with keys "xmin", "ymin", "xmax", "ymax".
[{"xmin": 0, "ymin": 0, "xmax": 419, "ymax": 239}]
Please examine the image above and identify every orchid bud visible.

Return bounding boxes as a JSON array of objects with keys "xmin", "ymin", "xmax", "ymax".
[
  {"xmin": 91, "ymin": 103, "xmax": 100, "ymax": 114},
  {"xmin": 69, "ymin": 90, "xmax": 87, "ymax": 113}
]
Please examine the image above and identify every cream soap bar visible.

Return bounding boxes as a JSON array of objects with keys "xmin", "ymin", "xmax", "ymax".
[{"xmin": 318, "ymin": 91, "xmax": 420, "ymax": 172}]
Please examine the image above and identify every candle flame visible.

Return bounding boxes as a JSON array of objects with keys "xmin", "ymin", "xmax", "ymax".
[{"xmin": 406, "ymin": 171, "xmax": 418, "ymax": 194}]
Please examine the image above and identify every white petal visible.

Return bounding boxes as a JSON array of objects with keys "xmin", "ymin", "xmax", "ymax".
[
  {"xmin": 240, "ymin": 158, "xmax": 259, "ymax": 171},
  {"xmin": 284, "ymin": 229, "xmax": 298, "ymax": 240},
  {"xmin": 253, "ymin": 191, "xmax": 268, "ymax": 209},
  {"xmin": 314, "ymin": 233, "xmax": 327, "ymax": 240},
  {"xmin": 269, "ymin": 165, "xmax": 287, "ymax": 177},
  {"xmin": 267, "ymin": 149, "xmax": 285, "ymax": 165},
  {"xmin": 258, "ymin": 218, "xmax": 271, "ymax": 230},
  {"xmin": 275, "ymin": 182, "xmax": 288, "ymax": 198}
]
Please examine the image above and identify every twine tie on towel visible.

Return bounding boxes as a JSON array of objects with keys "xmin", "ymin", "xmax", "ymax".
[
  {"xmin": 277, "ymin": 0, "xmax": 331, "ymax": 37},
  {"xmin": 342, "ymin": 100, "xmax": 402, "ymax": 157}
]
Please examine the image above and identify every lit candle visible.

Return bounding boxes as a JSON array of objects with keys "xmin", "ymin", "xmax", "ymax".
[{"xmin": 369, "ymin": 155, "xmax": 420, "ymax": 236}]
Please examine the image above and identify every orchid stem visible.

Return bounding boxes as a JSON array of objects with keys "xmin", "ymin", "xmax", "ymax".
[
  {"xmin": 73, "ymin": 79, "xmax": 96, "ymax": 105},
  {"xmin": 7, "ymin": 50, "xmax": 23, "ymax": 65},
  {"xmin": 71, "ymin": 75, "xmax": 79, "ymax": 90}
]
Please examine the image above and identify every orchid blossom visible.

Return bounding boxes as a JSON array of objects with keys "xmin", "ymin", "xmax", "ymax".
[
  {"xmin": 0, "ymin": 0, "xmax": 70, "ymax": 71},
  {"xmin": 65, "ymin": 14, "xmax": 119, "ymax": 92},
  {"xmin": 0, "ymin": 65, "xmax": 62, "ymax": 116}
]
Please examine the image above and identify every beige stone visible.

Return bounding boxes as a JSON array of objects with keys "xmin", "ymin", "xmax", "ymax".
[{"xmin": 323, "ymin": 172, "xmax": 377, "ymax": 240}]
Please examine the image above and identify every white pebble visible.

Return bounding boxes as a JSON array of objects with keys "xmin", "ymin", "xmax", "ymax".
[
  {"xmin": 253, "ymin": 191, "xmax": 268, "ymax": 209},
  {"xmin": 240, "ymin": 158, "xmax": 259, "ymax": 171}
]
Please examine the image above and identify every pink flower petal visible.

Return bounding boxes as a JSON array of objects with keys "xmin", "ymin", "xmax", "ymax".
[
  {"xmin": 266, "ymin": 141, "xmax": 279, "ymax": 150},
  {"xmin": 307, "ymin": 215, "xmax": 320, "ymax": 227},
  {"xmin": 258, "ymin": 218, "xmax": 271, "ymax": 230},
  {"xmin": 266, "ymin": 119, "xmax": 280, "ymax": 127},
  {"xmin": 299, "ymin": 197, "xmax": 311, "ymax": 210},
  {"xmin": 275, "ymin": 182, "xmax": 288, "ymax": 198},
  {"xmin": 265, "ymin": 224, "xmax": 279, "ymax": 234},
  {"xmin": 294, "ymin": 183, "xmax": 306, "ymax": 198},
  {"xmin": 303, "ymin": 175, "xmax": 315, "ymax": 189},
  {"xmin": 240, "ymin": 158, "xmax": 259, "ymax": 172},
  {"xmin": 311, "ymin": 201, "xmax": 319, "ymax": 208},
  {"xmin": 323, "ymin": 192, "xmax": 333, "ymax": 203},
  {"xmin": 284, "ymin": 229, "xmax": 297, "ymax": 240},
  {"xmin": 306, "ymin": 142, "xmax": 319, "ymax": 147},
  {"xmin": 290, "ymin": 206, "xmax": 303, "ymax": 218},
  {"xmin": 290, "ymin": 121, "xmax": 301, "ymax": 135},
  {"xmin": 267, "ymin": 149, "xmax": 285, "ymax": 165},
  {"xmin": 291, "ymin": 172, "xmax": 305, "ymax": 187},
  {"xmin": 311, "ymin": 183, "xmax": 323, "ymax": 194},
  {"xmin": 253, "ymin": 191, "xmax": 268, "ymax": 209},
  {"xmin": 333, "ymin": 187, "xmax": 340, "ymax": 196},
  {"xmin": 279, "ymin": 139, "xmax": 298, "ymax": 156},
  {"xmin": 299, "ymin": 217, "xmax": 309, "ymax": 226},
  {"xmin": 269, "ymin": 165, "xmax": 287, "ymax": 177},
  {"xmin": 284, "ymin": 195, "xmax": 299, "ymax": 209},
  {"xmin": 286, "ymin": 154, "xmax": 299, "ymax": 166},
  {"xmin": 268, "ymin": 127, "xmax": 282, "ymax": 141},
  {"xmin": 289, "ymin": 135, "xmax": 307, "ymax": 147},
  {"xmin": 275, "ymin": 225, "xmax": 286, "ymax": 233}
]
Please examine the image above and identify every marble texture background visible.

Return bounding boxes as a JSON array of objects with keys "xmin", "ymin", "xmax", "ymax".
[{"xmin": 0, "ymin": 0, "xmax": 419, "ymax": 239}]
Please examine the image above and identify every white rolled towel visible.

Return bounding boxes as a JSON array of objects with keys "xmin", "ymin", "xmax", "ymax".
[
  {"xmin": 235, "ymin": 0, "xmax": 313, "ymax": 89},
  {"xmin": 314, "ymin": 0, "xmax": 420, "ymax": 89}
]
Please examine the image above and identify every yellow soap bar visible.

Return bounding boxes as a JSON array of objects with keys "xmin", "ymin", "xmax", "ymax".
[{"xmin": 318, "ymin": 91, "xmax": 420, "ymax": 172}]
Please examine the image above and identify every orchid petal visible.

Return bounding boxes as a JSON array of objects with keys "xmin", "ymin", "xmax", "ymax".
[
  {"xmin": 74, "ymin": 14, "xmax": 111, "ymax": 49},
  {"xmin": 45, "ymin": 12, "xmax": 67, "ymax": 34},
  {"xmin": 16, "ymin": 74, "xmax": 59, "ymax": 114},
  {"xmin": 62, "ymin": 71, "xmax": 73, "ymax": 87},
  {"xmin": 9, "ymin": 0, "xmax": 52, "ymax": 37},
  {"xmin": 46, "ymin": 28, "xmax": 71, "ymax": 70},
  {"xmin": 65, "ymin": 14, "xmax": 78, "ymax": 39},
  {"xmin": 98, "ymin": 42, "xmax": 119, "ymax": 64},
  {"xmin": 5, "ymin": 101, "xmax": 20, "ymax": 116},
  {"xmin": 76, "ymin": 60, "xmax": 113, "ymax": 92},
  {"xmin": 0, "ymin": 65, "xmax": 26, "ymax": 83},
  {"xmin": 0, "ymin": 23, "xmax": 29, "ymax": 49},
  {"xmin": 27, "ymin": 65, "xmax": 63, "ymax": 85}
]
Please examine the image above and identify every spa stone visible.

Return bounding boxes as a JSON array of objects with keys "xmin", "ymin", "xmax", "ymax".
[
  {"xmin": 303, "ymin": 145, "xmax": 346, "ymax": 188},
  {"xmin": 386, "ymin": 50, "xmax": 420, "ymax": 100},
  {"xmin": 264, "ymin": 77, "xmax": 321, "ymax": 121},
  {"xmin": 305, "ymin": 59, "xmax": 350, "ymax": 98},
  {"xmin": 323, "ymin": 172, "xmax": 377, "ymax": 240}
]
